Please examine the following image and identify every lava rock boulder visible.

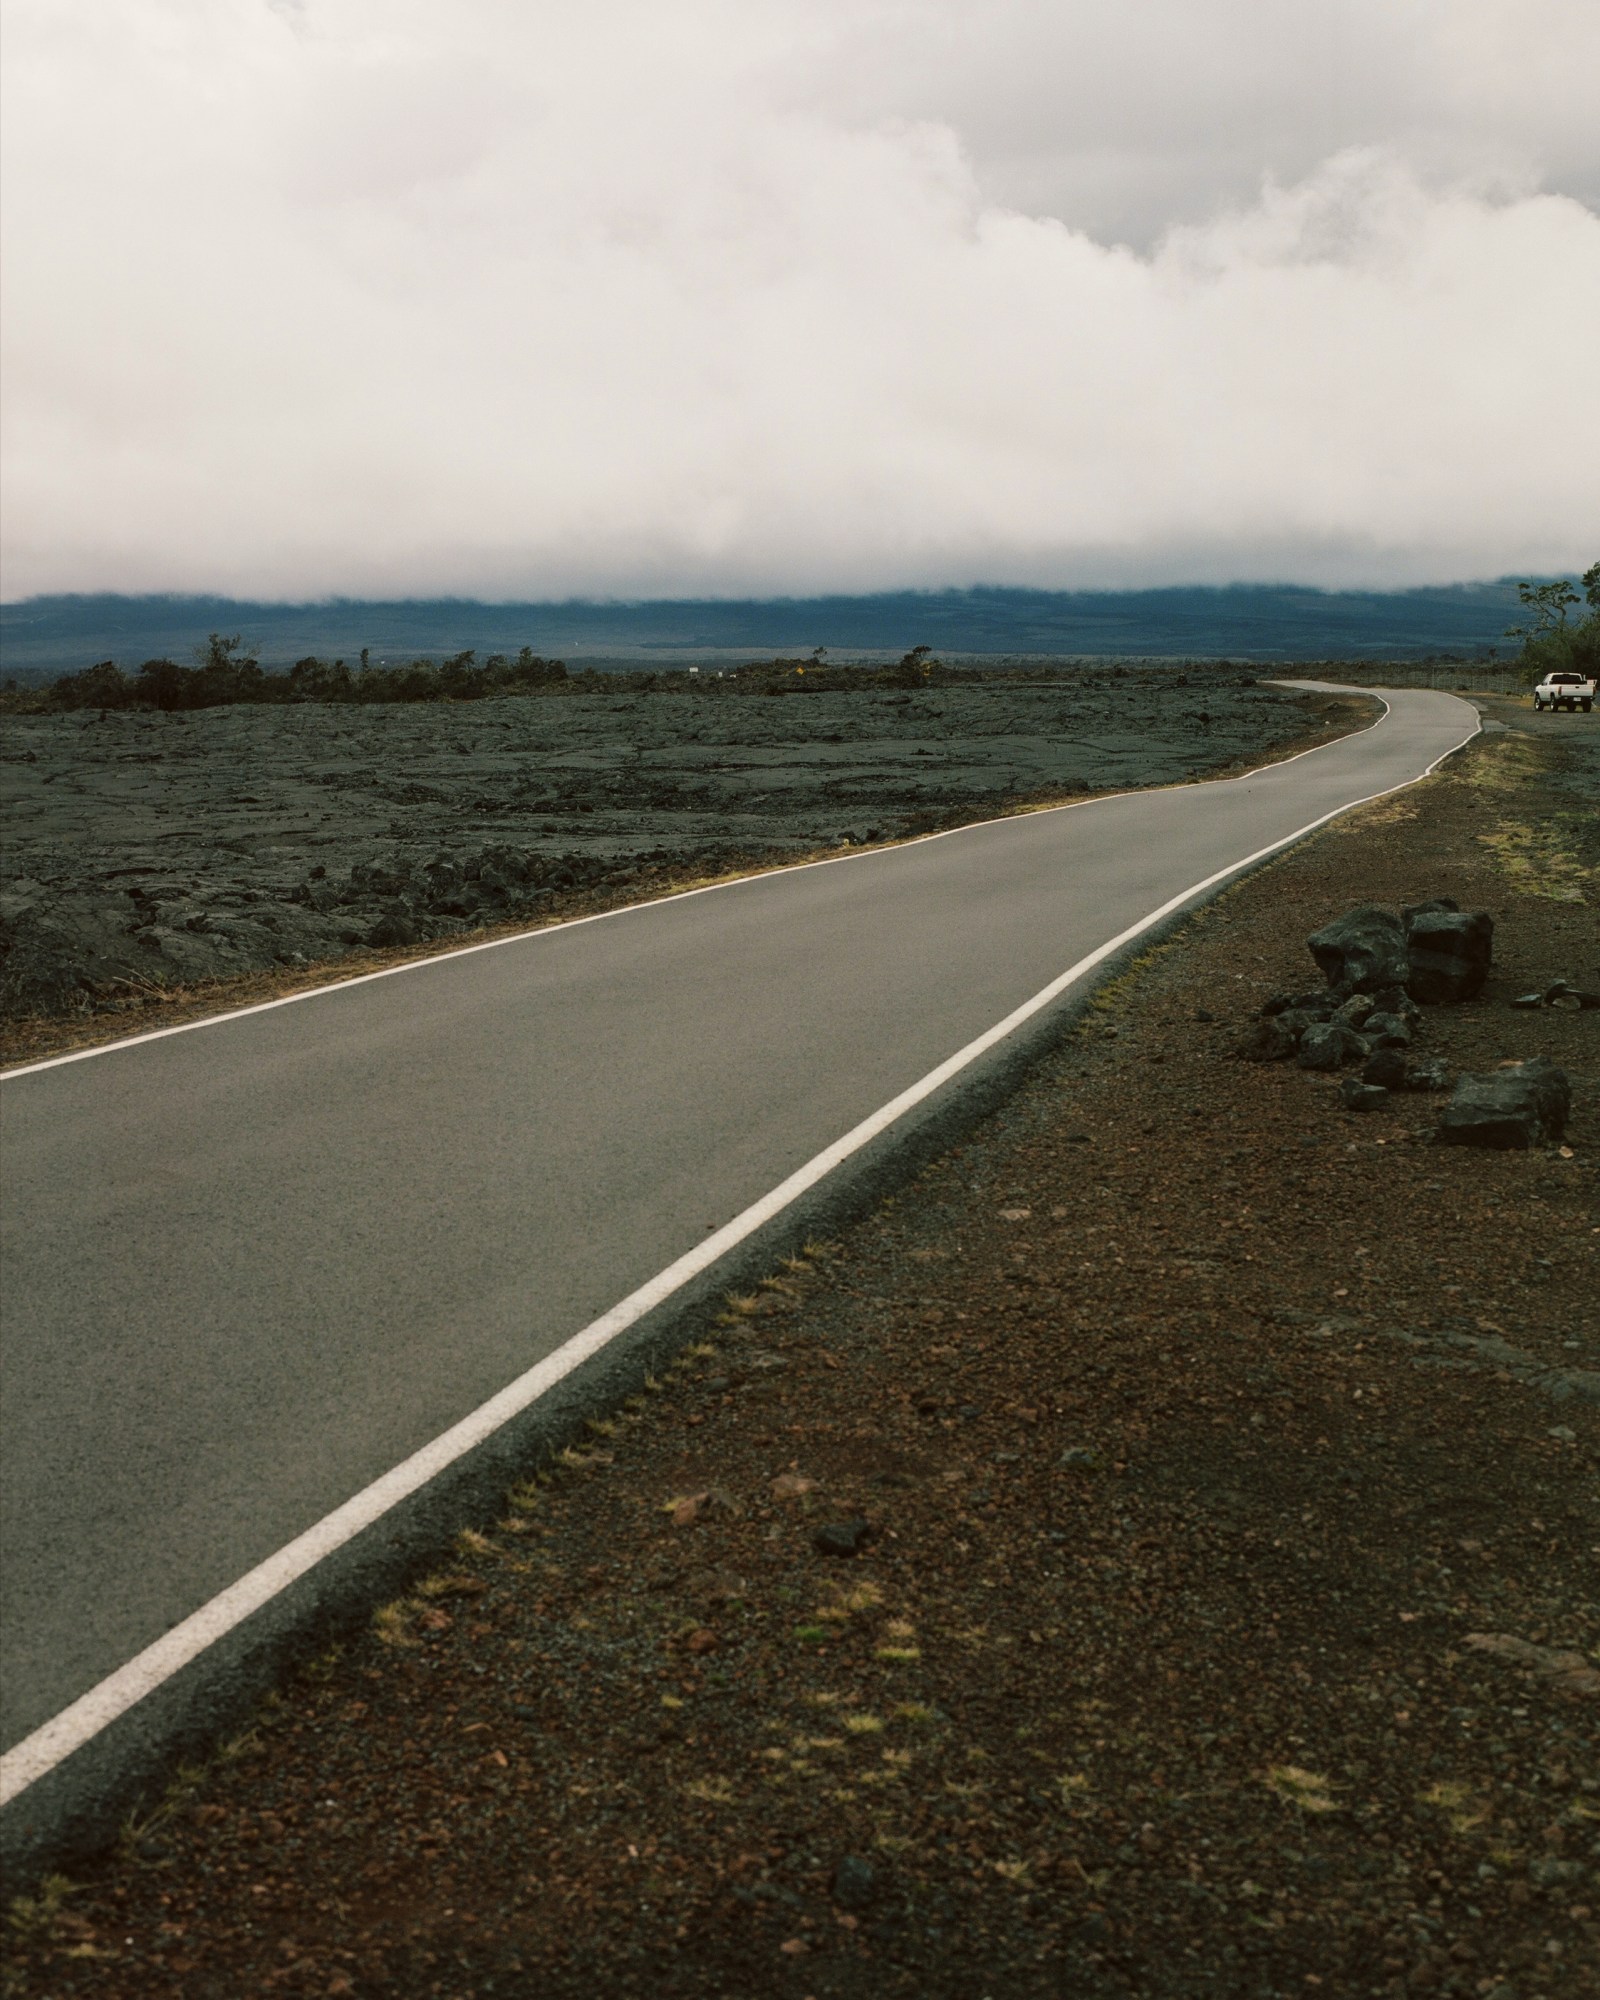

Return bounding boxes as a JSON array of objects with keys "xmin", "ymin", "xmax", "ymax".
[
  {"xmin": 1435, "ymin": 1057, "xmax": 1570, "ymax": 1150},
  {"xmin": 1404, "ymin": 898, "xmax": 1494, "ymax": 1004},
  {"xmin": 1307, "ymin": 905, "xmax": 1410, "ymax": 996}
]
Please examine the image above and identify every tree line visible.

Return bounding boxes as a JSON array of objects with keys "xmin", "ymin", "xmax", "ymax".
[
  {"xmin": 40, "ymin": 636, "xmax": 571, "ymax": 712},
  {"xmin": 30, "ymin": 639, "xmax": 948, "ymax": 712}
]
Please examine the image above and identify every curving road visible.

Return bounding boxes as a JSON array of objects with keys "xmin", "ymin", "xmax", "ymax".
[{"xmin": 0, "ymin": 686, "xmax": 1476, "ymax": 1819}]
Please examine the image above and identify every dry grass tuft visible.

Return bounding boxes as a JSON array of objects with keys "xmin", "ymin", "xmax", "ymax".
[
  {"xmin": 372, "ymin": 1600, "xmax": 421, "ymax": 1648},
  {"xmin": 6, "ymin": 1874, "xmax": 79, "ymax": 1942},
  {"xmin": 1264, "ymin": 1765, "xmax": 1340, "ymax": 1814},
  {"xmin": 683, "ymin": 1777, "xmax": 736, "ymax": 1806},
  {"xmin": 415, "ymin": 1571, "xmax": 486, "ymax": 1601},
  {"xmin": 893, "ymin": 1702, "xmax": 940, "ymax": 1729},
  {"xmin": 1420, "ymin": 1781, "xmax": 1490, "ymax": 1834}
]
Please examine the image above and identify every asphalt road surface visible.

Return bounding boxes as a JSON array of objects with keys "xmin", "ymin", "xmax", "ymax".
[{"xmin": 0, "ymin": 688, "xmax": 1476, "ymax": 1788}]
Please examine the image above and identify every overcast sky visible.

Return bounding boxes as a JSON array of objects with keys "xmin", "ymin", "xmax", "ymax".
[{"xmin": 3, "ymin": 0, "xmax": 1597, "ymax": 602}]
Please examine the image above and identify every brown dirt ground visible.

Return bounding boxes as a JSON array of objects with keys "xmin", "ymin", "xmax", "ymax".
[{"xmin": 4, "ymin": 710, "xmax": 1597, "ymax": 2000}]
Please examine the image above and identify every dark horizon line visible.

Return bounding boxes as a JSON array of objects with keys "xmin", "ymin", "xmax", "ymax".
[{"xmin": 0, "ymin": 574, "xmax": 1554, "ymax": 614}]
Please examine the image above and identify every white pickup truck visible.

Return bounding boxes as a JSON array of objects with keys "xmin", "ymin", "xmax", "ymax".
[{"xmin": 1532, "ymin": 670, "xmax": 1594, "ymax": 712}]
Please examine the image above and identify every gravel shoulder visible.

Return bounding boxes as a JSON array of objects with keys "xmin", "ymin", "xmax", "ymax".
[
  {"xmin": 0, "ymin": 672, "xmax": 1363, "ymax": 1065},
  {"xmin": 4, "ymin": 703, "xmax": 1597, "ymax": 2000}
]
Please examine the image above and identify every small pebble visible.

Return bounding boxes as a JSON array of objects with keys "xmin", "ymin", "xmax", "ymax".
[{"xmin": 831, "ymin": 1855, "xmax": 877, "ymax": 1910}]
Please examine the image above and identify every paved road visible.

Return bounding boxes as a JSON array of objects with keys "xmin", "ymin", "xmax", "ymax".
[{"xmin": 0, "ymin": 688, "xmax": 1475, "ymax": 1779}]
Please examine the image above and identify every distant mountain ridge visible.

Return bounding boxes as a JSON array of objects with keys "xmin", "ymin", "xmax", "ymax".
[{"xmin": 0, "ymin": 582, "xmax": 1528, "ymax": 682}]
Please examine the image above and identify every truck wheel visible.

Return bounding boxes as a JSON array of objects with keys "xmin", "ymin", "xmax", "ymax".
[{"xmin": 1585, "ymin": 699, "xmax": 1593, "ymax": 712}]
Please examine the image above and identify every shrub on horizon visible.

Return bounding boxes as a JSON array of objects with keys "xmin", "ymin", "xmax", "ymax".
[{"xmin": 1506, "ymin": 561, "xmax": 1599, "ymax": 685}]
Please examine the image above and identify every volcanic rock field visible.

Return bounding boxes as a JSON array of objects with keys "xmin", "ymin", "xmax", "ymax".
[{"xmin": 0, "ymin": 669, "xmax": 1345, "ymax": 1022}]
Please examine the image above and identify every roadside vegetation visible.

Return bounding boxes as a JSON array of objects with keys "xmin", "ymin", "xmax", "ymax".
[{"xmin": 1504, "ymin": 559, "xmax": 1600, "ymax": 686}]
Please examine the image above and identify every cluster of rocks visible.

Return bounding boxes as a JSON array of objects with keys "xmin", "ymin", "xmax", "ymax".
[
  {"xmin": 1510, "ymin": 979, "xmax": 1600, "ymax": 1012},
  {"xmin": 1238, "ymin": 897, "xmax": 1572, "ymax": 1149},
  {"xmin": 1237, "ymin": 898, "xmax": 1474, "ymax": 1091}
]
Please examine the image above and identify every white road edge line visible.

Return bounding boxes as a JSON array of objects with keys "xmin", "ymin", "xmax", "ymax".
[
  {"xmin": 1, "ymin": 683, "xmax": 1389, "ymax": 1083},
  {"xmin": 0, "ymin": 693, "xmax": 1479, "ymax": 1808}
]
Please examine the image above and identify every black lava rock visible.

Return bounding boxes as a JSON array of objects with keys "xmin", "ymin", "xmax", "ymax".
[
  {"xmin": 1340, "ymin": 1078, "xmax": 1390, "ymax": 1112},
  {"xmin": 1259, "ymin": 990, "xmax": 1333, "ymax": 1018},
  {"xmin": 1372, "ymin": 984, "xmax": 1421, "ymax": 1022},
  {"xmin": 1307, "ymin": 905, "xmax": 1410, "ymax": 996},
  {"xmin": 1362, "ymin": 1047, "xmax": 1409, "ymax": 1090},
  {"xmin": 1435, "ymin": 1056, "xmax": 1570, "ymax": 1150},
  {"xmin": 367, "ymin": 913, "xmax": 418, "ymax": 948},
  {"xmin": 1296, "ymin": 1020, "xmax": 1369, "ymax": 1071},
  {"xmin": 1544, "ymin": 981, "xmax": 1600, "ymax": 1010},
  {"xmin": 813, "ymin": 1517, "xmax": 874, "ymax": 1558},
  {"xmin": 1238, "ymin": 1016, "xmax": 1300, "ymax": 1061},
  {"xmin": 1404, "ymin": 899, "xmax": 1494, "ymax": 1004},
  {"xmin": 1363, "ymin": 1011, "xmax": 1412, "ymax": 1048}
]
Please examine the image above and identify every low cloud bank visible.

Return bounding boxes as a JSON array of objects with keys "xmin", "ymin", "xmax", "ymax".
[{"xmin": 3, "ymin": 2, "xmax": 1598, "ymax": 599}]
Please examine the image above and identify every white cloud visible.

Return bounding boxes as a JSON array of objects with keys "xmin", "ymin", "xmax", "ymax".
[
  {"xmin": 814, "ymin": 0, "xmax": 1600, "ymax": 242},
  {"xmin": 2, "ymin": 0, "xmax": 1597, "ymax": 599}
]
